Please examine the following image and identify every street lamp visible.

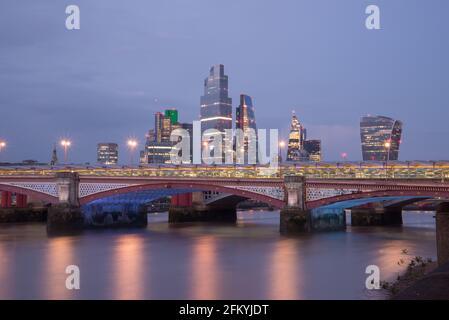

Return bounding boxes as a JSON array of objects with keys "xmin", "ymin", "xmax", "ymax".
[
  {"xmin": 127, "ymin": 139, "xmax": 138, "ymax": 166},
  {"xmin": 384, "ymin": 140, "xmax": 391, "ymax": 180},
  {"xmin": 60, "ymin": 139, "xmax": 71, "ymax": 164}
]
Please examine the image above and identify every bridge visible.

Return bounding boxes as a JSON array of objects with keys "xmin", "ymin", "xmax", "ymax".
[{"xmin": 1, "ymin": 162, "xmax": 449, "ymax": 233}]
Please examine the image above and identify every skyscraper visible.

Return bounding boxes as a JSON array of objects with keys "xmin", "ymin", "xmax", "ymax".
[
  {"xmin": 97, "ymin": 143, "xmax": 118, "ymax": 165},
  {"xmin": 235, "ymin": 94, "xmax": 257, "ymax": 163},
  {"xmin": 200, "ymin": 64, "xmax": 232, "ymax": 162},
  {"xmin": 165, "ymin": 109, "xmax": 178, "ymax": 125},
  {"xmin": 360, "ymin": 115, "xmax": 403, "ymax": 161},
  {"xmin": 154, "ymin": 112, "xmax": 164, "ymax": 143},
  {"xmin": 304, "ymin": 140, "xmax": 322, "ymax": 162},
  {"xmin": 287, "ymin": 112, "xmax": 307, "ymax": 161},
  {"xmin": 50, "ymin": 144, "xmax": 58, "ymax": 165},
  {"xmin": 155, "ymin": 111, "xmax": 173, "ymax": 143}
]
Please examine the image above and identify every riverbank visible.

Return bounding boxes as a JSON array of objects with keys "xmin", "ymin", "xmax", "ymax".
[
  {"xmin": 380, "ymin": 254, "xmax": 449, "ymax": 299},
  {"xmin": 0, "ymin": 207, "xmax": 47, "ymax": 223}
]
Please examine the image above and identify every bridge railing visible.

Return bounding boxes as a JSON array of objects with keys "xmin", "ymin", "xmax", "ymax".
[{"xmin": 1, "ymin": 162, "xmax": 449, "ymax": 180}]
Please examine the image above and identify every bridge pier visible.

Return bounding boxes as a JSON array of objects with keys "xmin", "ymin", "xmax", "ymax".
[
  {"xmin": 280, "ymin": 176, "xmax": 312, "ymax": 234},
  {"xmin": 169, "ymin": 192, "xmax": 237, "ymax": 223},
  {"xmin": 351, "ymin": 205, "xmax": 403, "ymax": 226},
  {"xmin": 47, "ymin": 172, "xmax": 84, "ymax": 234}
]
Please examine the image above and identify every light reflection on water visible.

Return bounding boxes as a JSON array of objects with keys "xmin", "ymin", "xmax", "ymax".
[{"xmin": 0, "ymin": 211, "xmax": 437, "ymax": 300}]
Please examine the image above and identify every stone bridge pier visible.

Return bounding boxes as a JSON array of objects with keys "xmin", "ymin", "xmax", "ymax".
[
  {"xmin": 169, "ymin": 191, "xmax": 237, "ymax": 223},
  {"xmin": 46, "ymin": 172, "xmax": 84, "ymax": 234},
  {"xmin": 280, "ymin": 176, "xmax": 311, "ymax": 234}
]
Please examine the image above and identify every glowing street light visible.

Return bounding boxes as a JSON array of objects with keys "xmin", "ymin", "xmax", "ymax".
[
  {"xmin": 0, "ymin": 140, "xmax": 6, "ymax": 152},
  {"xmin": 60, "ymin": 139, "xmax": 71, "ymax": 164},
  {"xmin": 341, "ymin": 152, "xmax": 348, "ymax": 161},
  {"xmin": 127, "ymin": 139, "xmax": 138, "ymax": 165}
]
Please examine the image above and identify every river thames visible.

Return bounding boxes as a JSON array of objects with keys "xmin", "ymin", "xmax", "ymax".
[{"xmin": 0, "ymin": 211, "xmax": 437, "ymax": 300}]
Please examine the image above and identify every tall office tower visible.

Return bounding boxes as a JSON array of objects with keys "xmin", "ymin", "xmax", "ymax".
[
  {"xmin": 146, "ymin": 129, "xmax": 156, "ymax": 143},
  {"xmin": 50, "ymin": 144, "xmax": 58, "ymax": 165},
  {"xmin": 304, "ymin": 140, "xmax": 322, "ymax": 162},
  {"xmin": 287, "ymin": 112, "xmax": 307, "ymax": 161},
  {"xmin": 165, "ymin": 109, "xmax": 178, "ymax": 125},
  {"xmin": 161, "ymin": 116, "xmax": 172, "ymax": 142},
  {"xmin": 235, "ymin": 94, "xmax": 257, "ymax": 162},
  {"xmin": 154, "ymin": 112, "xmax": 164, "ymax": 143},
  {"xmin": 360, "ymin": 115, "xmax": 403, "ymax": 161},
  {"xmin": 97, "ymin": 143, "xmax": 119, "ymax": 165},
  {"xmin": 200, "ymin": 64, "xmax": 232, "ymax": 162}
]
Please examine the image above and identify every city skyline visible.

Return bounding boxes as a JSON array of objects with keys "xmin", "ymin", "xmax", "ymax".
[{"xmin": 1, "ymin": 1, "xmax": 449, "ymax": 163}]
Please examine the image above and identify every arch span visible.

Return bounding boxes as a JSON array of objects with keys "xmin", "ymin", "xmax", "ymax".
[
  {"xmin": 0, "ymin": 183, "xmax": 58, "ymax": 204},
  {"xmin": 80, "ymin": 181, "xmax": 285, "ymax": 208},
  {"xmin": 306, "ymin": 189, "xmax": 449, "ymax": 209}
]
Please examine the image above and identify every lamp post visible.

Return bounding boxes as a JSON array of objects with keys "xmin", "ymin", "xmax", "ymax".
[
  {"xmin": 60, "ymin": 139, "xmax": 71, "ymax": 164},
  {"xmin": 127, "ymin": 139, "xmax": 138, "ymax": 166},
  {"xmin": 384, "ymin": 140, "xmax": 391, "ymax": 180}
]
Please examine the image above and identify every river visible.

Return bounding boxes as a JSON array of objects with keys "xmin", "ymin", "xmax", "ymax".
[{"xmin": 0, "ymin": 211, "xmax": 437, "ymax": 299}]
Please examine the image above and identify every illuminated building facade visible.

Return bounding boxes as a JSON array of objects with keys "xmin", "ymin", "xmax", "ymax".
[
  {"xmin": 97, "ymin": 143, "xmax": 118, "ymax": 165},
  {"xmin": 200, "ymin": 64, "xmax": 232, "ymax": 162},
  {"xmin": 165, "ymin": 109, "xmax": 178, "ymax": 125},
  {"xmin": 286, "ymin": 113, "xmax": 307, "ymax": 161},
  {"xmin": 235, "ymin": 94, "xmax": 257, "ymax": 163},
  {"xmin": 141, "ymin": 110, "xmax": 191, "ymax": 164},
  {"xmin": 143, "ymin": 141, "xmax": 173, "ymax": 164},
  {"xmin": 360, "ymin": 115, "xmax": 403, "ymax": 161},
  {"xmin": 304, "ymin": 140, "xmax": 322, "ymax": 162}
]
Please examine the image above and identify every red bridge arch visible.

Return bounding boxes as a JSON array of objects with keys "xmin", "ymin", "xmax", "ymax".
[{"xmin": 80, "ymin": 181, "xmax": 286, "ymax": 208}]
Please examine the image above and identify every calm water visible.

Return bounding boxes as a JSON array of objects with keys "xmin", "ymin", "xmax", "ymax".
[{"xmin": 0, "ymin": 211, "xmax": 437, "ymax": 300}]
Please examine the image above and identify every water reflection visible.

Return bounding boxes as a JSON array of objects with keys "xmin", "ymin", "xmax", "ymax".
[
  {"xmin": 44, "ymin": 237, "xmax": 74, "ymax": 299},
  {"xmin": 112, "ymin": 234, "xmax": 145, "ymax": 299},
  {"xmin": 190, "ymin": 236, "xmax": 220, "ymax": 299},
  {"xmin": 0, "ymin": 211, "xmax": 438, "ymax": 299},
  {"xmin": 268, "ymin": 239, "xmax": 302, "ymax": 299}
]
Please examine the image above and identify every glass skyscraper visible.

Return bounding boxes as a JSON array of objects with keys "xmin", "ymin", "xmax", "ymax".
[
  {"xmin": 97, "ymin": 143, "xmax": 118, "ymax": 165},
  {"xmin": 304, "ymin": 140, "xmax": 322, "ymax": 162},
  {"xmin": 287, "ymin": 113, "xmax": 307, "ymax": 161},
  {"xmin": 200, "ymin": 64, "xmax": 232, "ymax": 162},
  {"xmin": 236, "ymin": 94, "xmax": 257, "ymax": 163},
  {"xmin": 360, "ymin": 115, "xmax": 403, "ymax": 161}
]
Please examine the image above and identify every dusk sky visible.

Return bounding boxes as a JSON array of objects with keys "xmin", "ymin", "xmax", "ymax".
[{"xmin": 1, "ymin": 0, "xmax": 448, "ymax": 163}]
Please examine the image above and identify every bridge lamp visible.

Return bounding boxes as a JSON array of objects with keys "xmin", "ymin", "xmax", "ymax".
[
  {"xmin": 0, "ymin": 141, "xmax": 6, "ymax": 151},
  {"xmin": 60, "ymin": 139, "xmax": 71, "ymax": 164},
  {"xmin": 127, "ymin": 139, "xmax": 138, "ymax": 166}
]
